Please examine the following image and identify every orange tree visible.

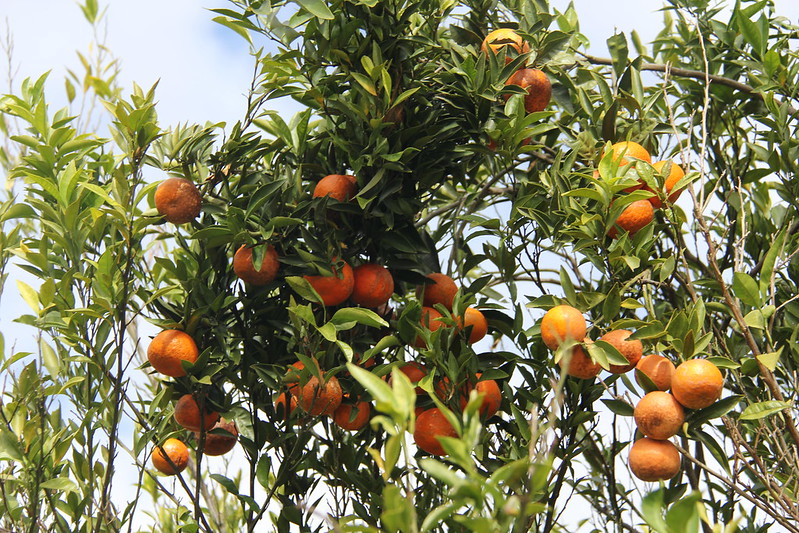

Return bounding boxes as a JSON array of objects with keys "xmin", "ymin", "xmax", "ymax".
[{"xmin": 1, "ymin": 0, "xmax": 799, "ymax": 531}]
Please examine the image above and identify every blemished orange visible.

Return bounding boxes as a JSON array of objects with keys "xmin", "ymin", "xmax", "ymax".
[
  {"xmin": 414, "ymin": 306, "xmax": 447, "ymax": 347},
  {"xmin": 608, "ymin": 199, "xmax": 654, "ymax": 238},
  {"xmin": 152, "ymin": 438, "xmax": 189, "ymax": 475},
  {"xmin": 634, "ymin": 391, "xmax": 685, "ymax": 439},
  {"xmin": 541, "ymin": 304, "xmax": 586, "ymax": 350},
  {"xmin": 481, "ymin": 28, "xmax": 530, "ymax": 63},
  {"xmin": 233, "ymin": 244, "xmax": 280, "ymax": 286},
  {"xmin": 648, "ymin": 160, "xmax": 686, "ymax": 208},
  {"xmin": 313, "ymin": 174, "xmax": 357, "ymax": 202},
  {"xmin": 456, "ymin": 307, "xmax": 488, "ymax": 344},
  {"xmin": 350, "ymin": 263, "xmax": 394, "ymax": 308},
  {"xmin": 197, "ymin": 419, "xmax": 238, "ymax": 456},
  {"xmin": 174, "ymin": 393, "xmax": 220, "ymax": 432},
  {"xmin": 558, "ymin": 342, "xmax": 601, "ymax": 380},
  {"xmin": 605, "ymin": 141, "xmax": 652, "ymax": 167},
  {"xmin": 671, "ymin": 359, "xmax": 723, "ymax": 410},
  {"xmin": 629, "ymin": 437, "xmax": 681, "ymax": 482},
  {"xmin": 286, "ymin": 362, "xmax": 343, "ymax": 416},
  {"xmin": 147, "ymin": 329, "xmax": 199, "ymax": 378},
  {"xmin": 504, "ymin": 68, "xmax": 552, "ymax": 113},
  {"xmin": 304, "ymin": 258, "xmax": 355, "ymax": 306},
  {"xmin": 154, "ymin": 177, "xmax": 202, "ymax": 224},
  {"xmin": 417, "ymin": 272, "xmax": 458, "ymax": 310},
  {"xmin": 600, "ymin": 329, "xmax": 643, "ymax": 373},
  {"xmin": 332, "ymin": 400, "xmax": 371, "ymax": 431},
  {"xmin": 414, "ymin": 408, "xmax": 458, "ymax": 456},
  {"xmin": 635, "ymin": 354, "xmax": 675, "ymax": 391}
]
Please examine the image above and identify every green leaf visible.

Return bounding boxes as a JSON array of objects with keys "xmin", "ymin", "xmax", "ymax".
[
  {"xmin": 0, "ymin": 428, "xmax": 23, "ymax": 461},
  {"xmin": 16, "ymin": 280, "xmax": 40, "ymax": 313},
  {"xmin": 665, "ymin": 491, "xmax": 701, "ymax": 533},
  {"xmin": 606, "ymin": 32, "xmax": 629, "ymax": 78},
  {"xmin": 756, "ymin": 350, "xmax": 780, "ymax": 371},
  {"xmin": 285, "ymin": 276, "xmax": 323, "ymax": 304},
  {"xmin": 40, "ymin": 477, "xmax": 78, "ymax": 493},
  {"xmin": 210, "ymin": 473, "xmax": 239, "ymax": 495},
  {"xmin": 641, "ymin": 489, "xmax": 670, "ymax": 533},
  {"xmin": 732, "ymin": 272, "xmax": 761, "ymax": 307},
  {"xmin": 351, "ymin": 72, "xmax": 377, "ymax": 96},
  {"xmin": 759, "ymin": 229, "xmax": 786, "ymax": 296},
  {"xmin": 331, "ymin": 308, "xmax": 388, "ymax": 329},
  {"xmin": 601, "ymin": 399, "xmax": 634, "ymax": 417},
  {"xmin": 739, "ymin": 400, "xmax": 791, "ymax": 421},
  {"xmin": 347, "ymin": 364, "xmax": 404, "ymax": 420},
  {"xmin": 40, "ymin": 340, "xmax": 59, "ymax": 377},
  {"xmin": 419, "ymin": 457, "xmax": 461, "ymax": 486},
  {"xmin": 296, "ymin": 0, "xmax": 334, "ymax": 20},
  {"xmin": 317, "ymin": 321, "xmax": 337, "ymax": 342}
]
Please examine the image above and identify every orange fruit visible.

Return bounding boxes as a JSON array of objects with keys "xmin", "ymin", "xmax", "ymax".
[
  {"xmin": 629, "ymin": 437, "xmax": 681, "ymax": 482},
  {"xmin": 504, "ymin": 68, "xmax": 552, "ymax": 113},
  {"xmin": 332, "ymin": 400, "xmax": 371, "ymax": 431},
  {"xmin": 313, "ymin": 174, "xmax": 357, "ymax": 202},
  {"xmin": 197, "ymin": 419, "xmax": 238, "ymax": 456},
  {"xmin": 635, "ymin": 354, "xmax": 675, "ymax": 391},
  {"xmin": 154, "ymin": 177, "xmax": 202, "ymax": 224},
  {"xmin": 600, "ymin": 329, "xmax": 643, "ymax": 374},
  {"xmin": 152, "ymin": 438, "xmax": 189, "ymax": 475},
  {"xmin": 414, "ymin": 306, "xmax": 447, "ymax": 347},
  {"xmin": 634, "ymin": 391, "xmax": 685, "ymax": 439},
  {"xmin": 648, "ymin": 160, "xmax": 686, "ymax": 208},
  {"xmin": 414, "ymin": 408, "xmax": 458, "ymax": 456},
  {"xmin": 540, "ymin": 304, "xmax": 586, "ymax": 350},
  {"xmin": 608, "ymin": 199, "xmax": 654, "ymax": 238},
  {"xmin": 233, "ymin": 244, "xmax": 280, "ymax": 286},
  {"xmin": 671, "ymin": 359, "xmax": 723, "ymax": 410},
  {"xmin": 472, "ymin": 378, "xmax": 502, "ymax": 419},
  {"xmin": 396, "ymin": 362, "xmax": 428, "ymax": 394},
  {"xmin": 350, "ymin": 263, "xmax": 394, "ymax": 308},
  {"xmin": 481, "ymin": 28, "xmax": 530, "ymax": 63},
  {"xmin": 147, "ymin": 329, "xmax": 199, "ymax": 378},
  {"xmin": 304, "ymin": 258, "xmax": 355, "ymax": 306},
  {"xmin": 286, "ymin": 362, "xmax": 343, "ymax": 416},
  {"xmin": 456, "ymin": 307, "xmax": 488, "ymax": 344},
  {"xmin": 174, "ymin": 393, "xmax": 220, "ymax": 432},
  {"xmin": 605, "ymin": 141, "xmax": 651, "ymax": 167},
  {"xmin": 558, "ymin": 342, "xmax": 601, "ymax": 380},
  {"xmin": 417, "ymin": 272, "xmax": 458, "ymax": 310},
  {"xmin": 275, "ymin": 392, "xmax": 298, "ymax": 422}
]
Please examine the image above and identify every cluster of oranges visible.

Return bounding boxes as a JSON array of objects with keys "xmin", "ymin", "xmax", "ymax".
[
  {"xmin": 601, "ymin": 141, "xmax": 686, "ymax": 238},
  {"xmin": 146, "ymin": 330, "xmax": 239, "ymax": 475},
  {"xmin": 540, "ymin": 304, "xmax": 724, "ymax": 482}
]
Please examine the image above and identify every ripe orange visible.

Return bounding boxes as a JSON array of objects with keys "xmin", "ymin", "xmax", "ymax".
[
  {"xmin": 648, "ymin": 160, "xmax": 686, "ymax": 208},
  {"xmin": 629, "ymin": 437, "xmax": 681, "ymax": 482},
  {"xmin": 396, "ymin": 362, "xmax": 428, "ymax": 394},
  {"xmin": 470, "ymin": 378, "xmax": 502, "ymax": 419},
  {"xmin": 152, "ymin": 438, "xmax": 189, "ymax": 475},
  {"xmin": 414, "ymin": 306, "xmax": 447, "ymax": 347},
  {"xmin": 600, "ymin": 329, "xmax": 643, "ymax": 374},
  {"xmin": 174, "ymin": 393, "xmax": 220, "ymax": 432},
  {"xmin": 233, "ymin": 244, "xmax": 280, "ymax": 286},
  {"xmin": 197, "ymin": 419, "xmax": 238, "ymax": 456},
  {"xmin": 635, "ymin": 354, "xmax": 675, "ymax": 391},
  {"xmin": 332, "ymin": 400, "xmax": 371, "ymax": 431},
  {"xmin": 147, "ymin": 329, "xmax": 199, "ymax": 378},
  {"xmin": 605, "ymin": 141, "xmax": 652, "ymax": 167},
  {"xmin": 634, "ymin": 391, "xmax": 685, "ymax": 439},
  {"xmin": 154, "ymin": 177, "xmax": 202, "ymax": 224},
  {"xmin": 417, "ymin": 273, "xmax": 458, "ymax": 310},
  {"xmin": 608, "ymin": 199, "xmax": 654, "ymax": 238},
  {"xmin": 558, "ymin": 342, "xmax": 601, "ymax": 380},
  {"xmin": 286, "ymin": 362, "xmax": 343, "ymax": 416},
  {"xmin": 304, "ymin": 258, "xmax": 355, "ymax": 306},
  {"xmin": 456, "ymin": 307, "xmax": 488, "ymax": 344},
  {"xmin": 414, "ymin": 408, "xmax": 458, "ymax": 456},
  {"xmin": 481, "ymin": 28, "xmax": 530, "ymax": 63},
  {"xmin": 540, "ymin": 304, "xmax": 586, "ymax": 350},
  {"xmin": 350, "ymin": 263, "xmax": 394, "ymax": 308},
  {"xmin": 275, "ymin": 392, "xmax": 298, "ymax": 422},
  {"xmin": 671, "ymin": 359, "xmax": 723, "ymax": 410},
  {"xmin": 504, "ymin": 68, "xmax": 552, "ymax": 113},
  {"xmin": 313, "ymin": 174, "xmax": 357, "ymax": 202}
]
